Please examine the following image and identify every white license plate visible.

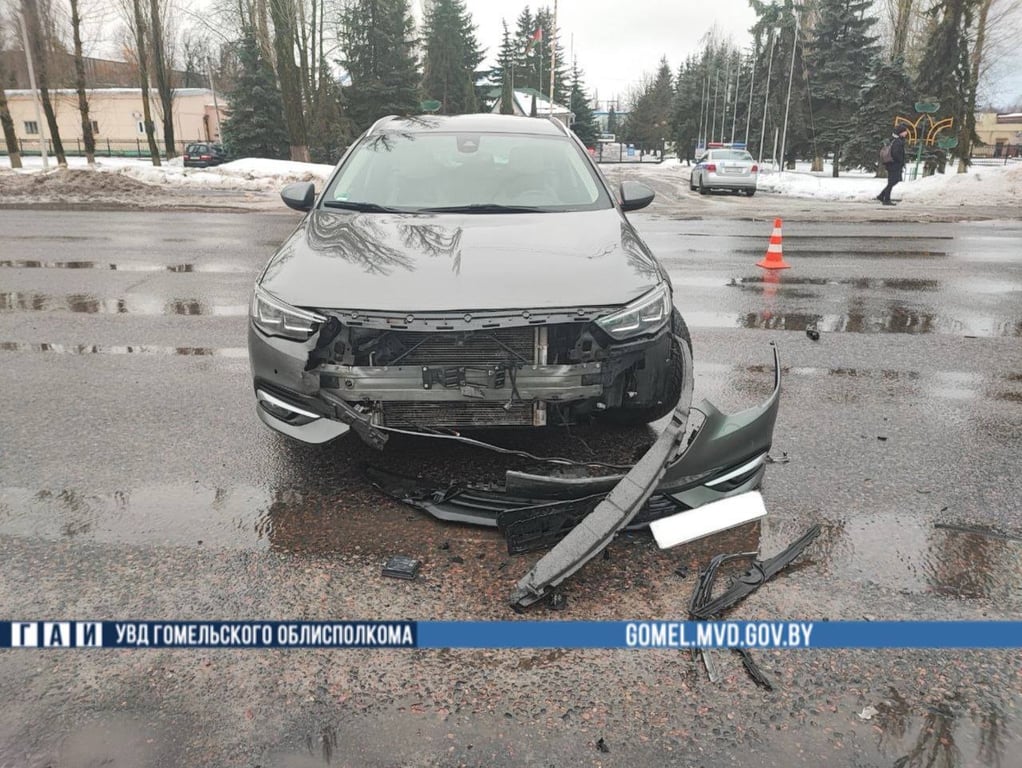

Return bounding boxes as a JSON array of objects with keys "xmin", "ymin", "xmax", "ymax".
[{"xmin": 649, "ymin": 491, "xmax": 767, "ymax": 549}]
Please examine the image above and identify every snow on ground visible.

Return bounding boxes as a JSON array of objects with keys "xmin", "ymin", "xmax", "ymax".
[
  {"xmin": 1, "ymin": 153, "xmax": 1019, "ymax": 208},
  {"xmin": 0, "ymin": 155, "xmax": 335, "ymax": 191},
  {"xmin": 654, "ymin": 156, "xmax": 1021, "ymax": 207}
]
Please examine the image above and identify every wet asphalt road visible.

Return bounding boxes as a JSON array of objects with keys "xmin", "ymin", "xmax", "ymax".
[{"xmin": 1, "ymin": 207, "xmax": 1021, "ymax": 767}]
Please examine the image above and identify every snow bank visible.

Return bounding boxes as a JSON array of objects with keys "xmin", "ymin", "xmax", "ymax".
[
  {"xmin": 643, "ymin": 156, "xmax": 1020, "ymax": 207},
  {"xmin": 1, "ymin": 155, "xmax": 335, "ymax": 192},
  {"xmin": 2, "ymin": 152, "xmax": 1018, "ymax": 207}
]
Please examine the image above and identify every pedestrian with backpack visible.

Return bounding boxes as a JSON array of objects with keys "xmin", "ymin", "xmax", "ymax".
[{"xmin": 876, "ymin": 124, "xmax": 909, "ymax": 206}]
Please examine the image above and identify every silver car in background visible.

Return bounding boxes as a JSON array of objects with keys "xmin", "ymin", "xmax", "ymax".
[{"xmin": 690, "ymin": 148, "xmax": 758, "ymax": 196}]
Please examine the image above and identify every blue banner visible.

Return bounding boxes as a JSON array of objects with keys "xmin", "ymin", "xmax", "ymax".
[{"xmin": 2, "ymin": 621, "xmax": 1022, "ymax": 649}]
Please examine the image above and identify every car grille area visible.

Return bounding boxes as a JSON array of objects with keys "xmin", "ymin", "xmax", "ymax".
[
  {"xmin": 383, "ymin": 328, "xmax": 535, "ymax": 366},
  {"xmin": 382, "ymin": 401, "xmax": 534, "ymax": 428}
]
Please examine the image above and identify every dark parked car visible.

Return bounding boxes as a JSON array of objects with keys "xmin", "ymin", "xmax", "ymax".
[
  {"xmin": 183, "ymin": 142, "xmax": 226, "ymax": 168},
  {"xmin": 248, "ymin": 114, "xmax": 694, "ymax": 445}
]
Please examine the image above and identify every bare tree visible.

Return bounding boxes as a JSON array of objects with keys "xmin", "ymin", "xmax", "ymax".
[
  {"xmin": 148, "ymin": 0, "xmax": 175, "ymax": 156},
  {"xmin": 0, "ymin": 80, "xmax": 23, "ymax": 168},
  {"xmin": 69, "ymin": 0, "xmax": 96, "ymax": 164},
  {"xmin": 130, "ymin": 0, "xmax": 161, "ymax": 164},
  {"xmin": 268, "ymin": 0, "xmax": 309, "ymax": 161},
  {"xmin": 21, "ymin": 0, "xmax": 67, "ymax": 165}
]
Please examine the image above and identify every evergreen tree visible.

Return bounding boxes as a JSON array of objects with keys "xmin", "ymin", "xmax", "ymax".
[
  {"xmin": 306, "ymin": 61, "xmax": 356, "ymax": 163},
  {"xmin": 421, "ymin": 0, "xmax": 484, "ymax": 114},
  {"xmin": 221, "ymin": 36, "xmax": 290, "ymax": 159},
  {"xmin": 513, "ymin": 5, "xmax": 569, "ymax": 102},
  {"xmin": 623, "ymin": 58, "xmax": 673, "ymax": 153},
  {"xmin": 748, "ymin": 0, "xmax": 813, "ymax": 166},
  {"xmin": 914, "ymin": 0, "xmax": 978, "ymax": 172},
  {"xmin": 496, "ymin": 21, "xmax": 516, "ymax": 114},
  {"xmin": 805, "ymin": 0, "xmax": 881, "ymax": 176},
  {"xmin": 607, "ymin": 106, "xmax": 618, "ymax": 134},
  {"xmin": 670, "ymin": 55, "xmax": 703, "ymax": 162},
  {"xmin": 340, "ymin": 0, "xmax": 420, "ymax": 131},
  {"xmin": 844, "ymin": 57, "xmax": 915, "ymax": 174},
  {"xmin": 569, "ymin": 64, "xmax": 598, "ymax": 146}
]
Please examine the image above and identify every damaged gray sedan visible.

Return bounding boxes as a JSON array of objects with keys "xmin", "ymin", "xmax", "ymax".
[
  {"xmin": 248, "ymin": 114, "xmax": 783, "ymax": 609},
  {"xmin": 249, "ymin": 114, "xmax": 692, "ymax": 445}
]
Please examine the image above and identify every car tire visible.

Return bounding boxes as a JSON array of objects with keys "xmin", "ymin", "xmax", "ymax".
[
  {"xmin": 745, "ymin": 189, "xmax": 756, "ymax": 197},
  {"xmin": 606, "ymin": 309, "xmax": 692, "ymax": 426},
  {"xmin": 698, "ymin": 178, "xmax": 708, "ymax": 195},
  {"xmin": 689, "ymin": 175, "xmax": 696, "ymax": 192}
]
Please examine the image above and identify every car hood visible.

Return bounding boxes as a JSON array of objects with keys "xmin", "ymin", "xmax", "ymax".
[{"xmin": 258, "ymin": 209, "xmax": 664, "ymax": 312}]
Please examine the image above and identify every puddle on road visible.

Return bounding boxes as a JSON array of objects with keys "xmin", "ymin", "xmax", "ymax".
[
  {"xmin": 682, "ymin": 308, "xmax": 1021, "ymax": 336},
  {"xmin": 863, "ymin": 686, "xmax": 1019, "ymax": 768},
  {"xmin": 730, "ymin": 275, "xmax": 942, "ymax": 291},
  {"xmin": 0, "ymin": 341, "xmax": 248, "ymax": 357},
  {"xmin": 727, "ymin": 248, "xmax": 950, "ymax": 259},
  {"xmin": 0, "ymin": 259, "xmax": 251, "ymax": 273},
  {"xmin": 805, "ymin": 510, "xmax": 1022, "ymax": 600},
  {"xmin": 0, "ymin": 482, "xmax": 496, "ymax": 556},
  {"xmin": 0, "ymin": 292, "xmax": 247, "ymax": 316}
]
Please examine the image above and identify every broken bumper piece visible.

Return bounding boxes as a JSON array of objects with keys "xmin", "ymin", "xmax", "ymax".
[
  {"xmin": 370, "ymin": 344, "xmax": 780, "ymax": 536},
  {"xmin": 370, "ymin": 344, "xmax": 782, "ymax": 611}
]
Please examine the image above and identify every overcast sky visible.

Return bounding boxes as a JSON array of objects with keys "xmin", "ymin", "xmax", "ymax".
[{"xmin": 439, "ymin": 0, "xmax": 1022, "ymax": 110}]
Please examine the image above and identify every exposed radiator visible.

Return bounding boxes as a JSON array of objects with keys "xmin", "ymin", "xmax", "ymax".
[
  {"xmin": 387, "ymin": 328, "xmax": 536, "ymax": 365},
  {"xmin": 382, "ymin": 400, "xmax": 534, "ymax": 428}
]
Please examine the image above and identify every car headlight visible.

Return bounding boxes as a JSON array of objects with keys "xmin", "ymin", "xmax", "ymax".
[
  {"xmin": 250, "ymin": 285, "xmax": 325, "ymax": 341},
  {"xmin": 595, "ymin": 284, "xmax": 672, "ymax": 340}
]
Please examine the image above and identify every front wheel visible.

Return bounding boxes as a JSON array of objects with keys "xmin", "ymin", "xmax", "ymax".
[
  {"xmin": 745, "ymin": 189, "xmax": 756, "ymax": 197},
  {"xmin": 698, "ymin": 178, "xmax": 708, "ymax": 195}
]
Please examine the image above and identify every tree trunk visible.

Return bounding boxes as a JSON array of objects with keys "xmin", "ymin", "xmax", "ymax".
[
  {"xmin": 132, "ymin": 0, "xmax": 162, "ymax": 166},
  {"xmin": 69, "ymin": 0, "xmax": 95, "ymax": 165},
  {"xmin": 0, "ymin": 63, "xmax": 23, "ymax": 168},
  {"xmin": 149, "ymin": 0, "xmax": 176, "ymax": 157},
  {"xmin": 269, "ymin": 0, "xmax": 310, "ymax": 161},
  {"xmin": 891, "ymin": 0, "xmax": 914, "ymax": 62},
  {"xmin": 958, "ymin": 0, "xmax": 992, "ymax": 172},
  {"xmin": 22, "ymin": 0, "xmax": 67, "ymax": 166}
]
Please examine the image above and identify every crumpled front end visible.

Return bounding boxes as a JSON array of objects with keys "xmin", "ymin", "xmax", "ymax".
[{"xmin": 249, "ymin": 303, "xmax": 679, "ymax": 445}]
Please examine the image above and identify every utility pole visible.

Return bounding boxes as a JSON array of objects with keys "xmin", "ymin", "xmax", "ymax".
[
  {"xmin": 18, "ymin": 8, "xmax": 48, "ymax": 169},
  {"xmin": 745, "ymin": 48, "xmax": 756, "ymax": 145},
  {"xmin": 779, "ymin": 9, "xmax": 799, "ymax": 174},
  {"xmin": 758, "ymin": 27, "xmax": 778, "ymax": 167},
  {"xmin": 549, "ymin": 0, "xmax": 557, "ymax": 115}
]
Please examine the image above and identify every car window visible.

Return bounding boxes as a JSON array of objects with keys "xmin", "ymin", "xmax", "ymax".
[
  {"xmin": 709, "ymin": 150, "xmax": 754, "ymax": 162},
  {"xmin": 323, "ymin": 132, "xmax": 612, "ymax": 212},
  {"xmin": 187, "ymin": 144, "xmax": 208, "ymax": 153}
]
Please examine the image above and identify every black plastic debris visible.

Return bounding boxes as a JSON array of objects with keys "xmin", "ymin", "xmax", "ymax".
[
  {"xmin": 689, "ymin": 526, "xmax": 821, "ymax": 688},
  {"xmin": 935, "ymin": 522, "xmax": 1022, "ymax": 542},
  {"xmin": 596, "ymin": 737, "xmax": 610, "ymax": 753},
  {"xmin": 692, "ymin": 525, "xmax": 821, "ymax": 619},
  {"xmin": 549, "ymin": 591, "xmax": 568, "ymax": 611},
  {"xmin": 674, "ymin": 563, "xmax": 690, "ymax": 578},
  {"xmin": 765, "ymin": 452, "xmax": 790, "ymax": 464},
  {"xmin": 382, "ymin": 555, "xmax": 421, "ymax": 580},
  {"xmin": 806, "ymin": 326, "xmax": 820, "ymax": 341}
]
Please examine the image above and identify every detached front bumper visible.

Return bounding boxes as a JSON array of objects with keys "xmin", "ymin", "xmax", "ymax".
[{"xmin": 369, "ymin": 343, "xmax": 781, "ymax": 536}]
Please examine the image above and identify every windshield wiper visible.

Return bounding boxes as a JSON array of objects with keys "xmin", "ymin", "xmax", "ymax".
[
  {"xmin": 322, "ymin": 200, "xmax": 401, "ymax": 213},
  {"xmin": 418, "ymin": 204, "xmax": 549, "ymax": 213}
]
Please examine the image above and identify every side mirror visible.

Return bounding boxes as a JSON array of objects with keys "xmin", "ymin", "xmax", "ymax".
[
  {"xmin": 619, "ymin": 181, "xmax": 655, "ymax": 212},
  {"xmin": 281, "ymin": 182, "xmax": 316, "ymax": 212}
]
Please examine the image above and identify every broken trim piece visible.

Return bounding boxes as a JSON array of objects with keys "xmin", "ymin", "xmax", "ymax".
[
  {"xmin": 691, "ymin": 524, "xmax": 822, "ymax": 619},
  {"xmin": 509, "ymin": 342, "xmax": 695, "ymax": 611}
]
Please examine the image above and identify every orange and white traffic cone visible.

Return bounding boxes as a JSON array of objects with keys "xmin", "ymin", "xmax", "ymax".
[{"xmin": 756, "ymin": 218, "xmax": 791, "ymax": 270}]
